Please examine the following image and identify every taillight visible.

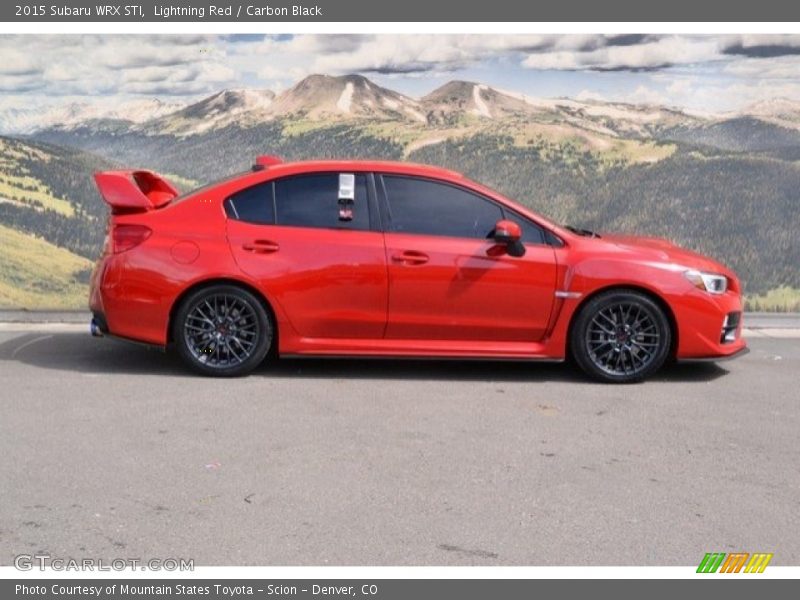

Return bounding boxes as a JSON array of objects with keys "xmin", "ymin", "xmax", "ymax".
[{"xmin": 112, "ymin": 224, "xmax": 152, "ymax": 253}]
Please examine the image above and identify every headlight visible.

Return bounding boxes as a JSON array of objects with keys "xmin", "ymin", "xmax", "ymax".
[{"xmin": 685, "ymin": 269, "xmax": 727, "ymax": 294}]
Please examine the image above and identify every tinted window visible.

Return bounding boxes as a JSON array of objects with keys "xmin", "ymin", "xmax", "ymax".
[
  {"xmin": 382, "ymin": 176, "xmax": 502, "ymax": 239},
  {"xmin": 225, "ymin": 182, "xmax": 274, "ymax": 224},
  {"xmin": 275, "ymin": 173, "xmax": 369, "ymax": 230}
]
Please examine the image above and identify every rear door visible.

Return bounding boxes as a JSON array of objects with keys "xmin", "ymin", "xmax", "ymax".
[
  {"xmin": 226, "ymin": 172, "xmax": 388, "ymax": 339},
  {"xmin": 379, "ymin": 174, "xmax": 557, "ymax": 342}
]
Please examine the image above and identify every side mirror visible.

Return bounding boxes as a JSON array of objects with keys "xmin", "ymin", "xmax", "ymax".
[{"xmin": 491, "ymin": 219, "xmax": 526, "ymax": 257}]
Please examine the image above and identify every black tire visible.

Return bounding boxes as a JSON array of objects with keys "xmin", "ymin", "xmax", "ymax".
[
  {"xmin": 570, "ymin": 290, "xmax": 671, "ymax": 383},
  {"xmin": 173, "ymin": 284, "xmax": 272, "ymax": 377}
]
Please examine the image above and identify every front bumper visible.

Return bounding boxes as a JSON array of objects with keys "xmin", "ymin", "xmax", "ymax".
[
  {"xmin": 677, "ymin": 345, "xmax": 750, "ymax": 363},
  {"xmin": 673, "ymin": 288, "xmax": 747, "ymax": 359}
]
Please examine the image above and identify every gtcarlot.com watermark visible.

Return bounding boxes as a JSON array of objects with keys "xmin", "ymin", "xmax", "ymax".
[{"xmin": 14, "ymin": 554, "xmax": 194, "ymax": 572}]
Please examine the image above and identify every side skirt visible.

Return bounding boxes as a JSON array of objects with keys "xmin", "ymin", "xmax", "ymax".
[
  {"xmin": 280, "ymin": 336, "xmax": 563, "ymax": 361},
  {"xmin": 281, "ymin": 353, "xmax": 565, "ymax": 363}
]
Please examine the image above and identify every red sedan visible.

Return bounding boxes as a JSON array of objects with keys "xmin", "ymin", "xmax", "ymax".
[{"xmin": 89, "ymin": 157, "xmax": 747, "ymax": 382}]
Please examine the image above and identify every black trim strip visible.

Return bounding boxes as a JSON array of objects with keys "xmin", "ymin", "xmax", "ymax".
[
  {"xmin": 677, "ymin": 346, "xmax": 750, "ymax": 363},
  {"xmin": 366, "ymin": 172, "xmax": 381, "ymax": 232},
  {"xmin": 280, "ymin": 354, "xmax": 565, "ymax": 363}
]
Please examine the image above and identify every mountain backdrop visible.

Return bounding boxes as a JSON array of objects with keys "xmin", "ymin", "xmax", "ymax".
[{"xmin": 1, "ymin": 74, "xmax": 798, "ymax": 309}]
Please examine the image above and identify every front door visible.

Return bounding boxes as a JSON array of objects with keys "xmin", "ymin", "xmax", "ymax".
[{"xmin": 379, "ymin": 175, "xmax": 557, "ymax": 342}]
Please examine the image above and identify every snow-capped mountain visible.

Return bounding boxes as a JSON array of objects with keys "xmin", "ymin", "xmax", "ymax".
[
  {"xmin": 268, "ymin": 74, "xmax": 425, "ymax": 122},
  {"xmin": 421, "ymin": 81, "xmax": 540, "ymax": 122},
  {"xmin": 131, "ymin": 75, "xmax": 426, "ymax": 136},
  {"xmin": 736, "ymin": 97, "xmax": 800, "ymax": 129},
  {"xmin": 418, "ymin": 80, "xmax": 698, "ymax": 136},
  {"xmin": 0, "ymin": 98, "xmax": 186, "ymax": 134},
  {"xmin": 136, "ymin": 89, "xmax": 276, "ymax": 136},
  {"xmin": 8, "ymin": 73, "xmax": 800, "ymax": 142}
]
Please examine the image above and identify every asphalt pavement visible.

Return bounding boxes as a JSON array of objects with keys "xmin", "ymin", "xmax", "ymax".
[{"xmin": 0, "ymin": 327, "xmax": 798, "ymax": 566}]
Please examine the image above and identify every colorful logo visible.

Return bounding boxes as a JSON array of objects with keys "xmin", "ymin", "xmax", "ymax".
[{"xmin": 697, "ymin": 552, "xmax": 773, "ymax": 573}]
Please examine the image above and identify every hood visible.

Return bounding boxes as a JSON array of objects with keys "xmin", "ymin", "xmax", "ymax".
[{"xmin": 598, "ymin": 233, "xmax": 733, "ymax": 276}]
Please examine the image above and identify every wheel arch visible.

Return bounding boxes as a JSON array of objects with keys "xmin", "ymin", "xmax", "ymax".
[
  {"xmin": 167, "ymin": 277, "xmax": 279, "ymax": 352},
  {"xmin": 566, "ymin": 284, "xmax": 679, "ymax": 360}
]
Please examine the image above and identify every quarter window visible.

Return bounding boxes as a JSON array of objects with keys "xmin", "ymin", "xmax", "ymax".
[
  {"xmin": 224, "ymin": 182, "xmax": 274, "ymax": 224},
  {"xmin": 381, "ymin": 175, "xmax": 503, "ymax": 239},
  {"xmin": 274, "ymin": 173, "xmax": 369, "ymax": 230}
]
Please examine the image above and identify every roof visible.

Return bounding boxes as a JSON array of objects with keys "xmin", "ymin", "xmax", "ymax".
[{"xmin": 258, "ymin": 159, "xmax": 465, "ymax": 181}]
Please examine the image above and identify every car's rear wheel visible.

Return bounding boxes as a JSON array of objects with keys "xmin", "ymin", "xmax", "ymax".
[
  {"xmin": 570, "ymin": 290, "xmax": 671, "ymax": 383},
  {"xmin": 173, "ymin": 285, "xmax": 272, "ymax": 377}
]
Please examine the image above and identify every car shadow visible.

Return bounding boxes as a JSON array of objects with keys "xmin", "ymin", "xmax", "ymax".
[{"xmin": 0, "ymin": 331, "xmax": 730, "ymax": 384}]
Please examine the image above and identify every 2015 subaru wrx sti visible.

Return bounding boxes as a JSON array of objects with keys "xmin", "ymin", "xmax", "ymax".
[{"xmin": 89, "ymin": 156, "xmax": 747, "ymax": 382}]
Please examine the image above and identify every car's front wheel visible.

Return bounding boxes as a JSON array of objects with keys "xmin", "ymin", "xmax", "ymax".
[
  {"xmin": 570, "ymin": 290, "xmax": 671, "ymax": 383},
  {"xmin": 173, "ymin": 284, "xmax": 272, "ymax": 377}
]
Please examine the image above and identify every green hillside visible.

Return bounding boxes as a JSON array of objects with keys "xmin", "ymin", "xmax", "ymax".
[
  {"xmin": 0, "ymin": 135, "xmax": 115, "ymax": 261},
  {"xmin": 0, "ymin": 223, "xmax": 92, "ymax": 309},
  {"xmin": 0, "ymin": 138, "xmax": 77, "ymax": 216},
  {"xmin": 0, "ymin": 136, "xmax": 117, "ymax": 308}
]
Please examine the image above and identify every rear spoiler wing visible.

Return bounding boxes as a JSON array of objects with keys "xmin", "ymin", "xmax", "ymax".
[{"xmin": 94, "ymin": 170, "xmax": 179, "ymax": 213}]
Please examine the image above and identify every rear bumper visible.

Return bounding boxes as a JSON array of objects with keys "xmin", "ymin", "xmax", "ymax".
[
  {"xmin": 88, "ymin": 253, "xmax": 170, "ymax": 345},
  {"xmin": 89, "ymin": 310, "xmax": 165, "ymax": 351}
]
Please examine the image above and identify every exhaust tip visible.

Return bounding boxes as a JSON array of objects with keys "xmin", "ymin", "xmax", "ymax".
[{"xmin": 90, "ymin": 318, "xmax": 104, "ymax": 338}]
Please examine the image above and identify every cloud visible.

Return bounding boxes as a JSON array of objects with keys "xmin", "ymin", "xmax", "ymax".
[
  {"xmin": 2, "ymin": 33, "xmax": 800, "ymax": 117},
  {"xmin": 0, "ymin": 34, "xmax": 232, "ymax": 99},
  {"xmin": 575, "ymin": 89, "xmax": 606, "ymax": 102},
  {"xmin": 723, "ymin": 55, "xmax": 800, "ymax": 79},
  {"xmin": 721, "ymin": 35, "xmax": 800, "ymax": 58},
  {"xmin": 219, "ymin": 34, "xmax": 267, "ymax": 43},
  {"xmin": 97, "ymin": 40, "xmax": 215, "ymax": 69},
  {"xmin": 522, "ymin": 36, "xmax": 721, "ymax": 71},
  {"xmin": 118, "ymin": 63, "xmax": 236, "ymax": 95},
  {"xmin": 122, "ymin": 63, "xmax": 234, "ymax": 85},
  {"xmin": 0, "ymin": 73, "xmax": 46, "ymax": 93},
  {"xmin": 0, "ymin": 48, "xmax": 43, "ymax": 76},
  {"xmin": 299, "ymin": 34, "xmax": 372, "ymax": 54},
  {"xmin": 517, "ymin": 34, "xmax": 800, "ymax": 73},
  {"xmin": 240, "ymin": 34, "xmax": 641, "ymax": 79}
]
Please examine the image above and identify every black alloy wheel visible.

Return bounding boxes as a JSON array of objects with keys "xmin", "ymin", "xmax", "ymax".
[
  {"xmin": 571, "ymin": 290, "xmax": 671, "ymax": 383},
  {"xmin": 173, "ymin": 285, "xmax": 272, "ymax": 376}
]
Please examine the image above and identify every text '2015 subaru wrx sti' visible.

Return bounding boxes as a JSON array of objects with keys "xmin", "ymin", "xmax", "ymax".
[{"xmin": 89, "ymin": 156, "xmax": 747, "ymax": 382}]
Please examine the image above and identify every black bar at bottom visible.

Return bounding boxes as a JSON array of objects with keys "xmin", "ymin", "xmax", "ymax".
[{"xmin": 2, "ymin": 579, "xmax": 797, "ymax": 600}]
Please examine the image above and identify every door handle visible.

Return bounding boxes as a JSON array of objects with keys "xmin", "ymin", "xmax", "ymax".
[
  {"xmin": 242, "ymin": 240, "xmax": 280, "ymax": 254},
  {"xmin": 391, "ymin": 250, "xmax": 429, "ymax": 265}
]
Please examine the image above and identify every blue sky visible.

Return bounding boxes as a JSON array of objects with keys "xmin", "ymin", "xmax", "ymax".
[{"xmin": 2, "ymin": 34, "xmax": 800, "ymax": 116}]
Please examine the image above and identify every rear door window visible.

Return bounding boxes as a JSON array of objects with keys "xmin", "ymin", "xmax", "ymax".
[{"xmin": 274, "ymin": 173, "xmax": 370, "ymax": 230}]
